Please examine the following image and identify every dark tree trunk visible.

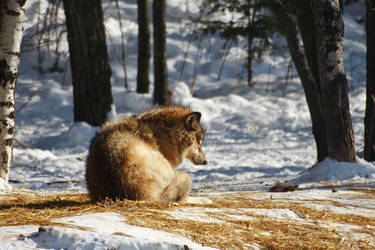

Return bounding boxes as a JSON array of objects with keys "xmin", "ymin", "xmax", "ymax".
[
  {"xmin": 312, "ymin": 0, "xmax": 356, "ymax": 162},
  {"xmin": 63, "ymin": 0, "xmax": 113, "ymax": 126},
  {"xmin": 364, "ymin": 0, "xmax": 375, "ymax": 161},
  {"xmin": 268, "ymin": 0, "xmax": 355, "ymax": 162},
  {"xmin": 291, "ymin": 0, "xmax": 329, "ymax": 161},
  {"xmin": 267, "ymin": 0, "xmax": 328, "ymax": 162},
  {"xmin": 136, "ymin": 0, "xmax": 151, "ymax": 94},
  {"xmin": 153, "ymin": 0, "xmax": 169, "ymax": 105},
  {"xmin": 247, "ymin": 33, "xmax": 254, "ymax": 87},
  {"xmin": 247, "ymin": 0, "xmax": 254, "ymax": 87}
]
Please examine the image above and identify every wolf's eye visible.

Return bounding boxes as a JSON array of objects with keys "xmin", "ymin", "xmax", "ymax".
[{"xmin": 196, "ymin": 131, "xmax": 204, "ymax": 142}]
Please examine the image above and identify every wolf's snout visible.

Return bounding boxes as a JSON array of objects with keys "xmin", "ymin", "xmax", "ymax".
[{"xmin": 193, "ymin": 155, "xmax": 207, "ymax": 165}]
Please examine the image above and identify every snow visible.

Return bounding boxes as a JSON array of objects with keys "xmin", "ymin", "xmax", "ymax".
[
  {"xmin": 291, "ymin": 157, "xmax": 375, "ymax": 184},
  {"xmin": 1, "ymin": 213, "xmax": 213, "ymax": 250},
  {"xmin": 0, "ymin": 178, "xmax": 13, "ymax": 192},
  {"xmin": 1, "ymin": 0, "xmax": 374, "ymax": 249}
]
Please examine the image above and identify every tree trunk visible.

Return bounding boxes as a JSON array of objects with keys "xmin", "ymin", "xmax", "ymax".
[
  {"xmin": 247, "ymin": 34, "xmax": 254, "ymax": 87},
  {"xmin": 63, "ymin": 0, "xmax": 113, "ymax": 126},
  {"xmin": 364, "ymin": 0, "xmax": 375, "ymax": 161},
  {"xmin": 136, "ymin": 0, "xmax": 151, "ymax": 94},
  {"xmin": 247, "ymin": 0, "xmax": 254, "ymax": 87},
  {"xmin": 267, "ymin": 0, "xmax": 328, "ymax": 162},
  {"xmin": 0, "ymin": 0, "xmax": 26, "ymax": 182},
  {"xmin": 312, "ymin": 0, "xmax": 356, "ymax": 162},
  {"xmin": 114, "ymin": 0, "xmax": 129, "ymax": 89},
  {"xmin": 153, "ymin": 0, "xmax": 169, "ymax": 105},
  {"xmin": 291, "ymin": 0, "xmax": 329, "ymax": 161}
]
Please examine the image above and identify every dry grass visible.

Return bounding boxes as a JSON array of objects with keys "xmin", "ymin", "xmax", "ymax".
[{"xmin": 1, "ymin": 190, "xmax": 374, "ymax": 249}]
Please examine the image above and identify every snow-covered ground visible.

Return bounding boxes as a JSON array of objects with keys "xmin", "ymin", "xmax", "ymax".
[{"xmin": 1, "ymin": 0, "xmax": 374, "ymax": 249}]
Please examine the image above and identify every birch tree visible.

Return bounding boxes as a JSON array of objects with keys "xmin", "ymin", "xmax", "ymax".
[{"xmin": 0, "ymin": 0, "xmax": 26, "ymax": 182}]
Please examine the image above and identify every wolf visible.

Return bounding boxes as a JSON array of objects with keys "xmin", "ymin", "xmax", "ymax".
[{"xmin": 85, "ymin": 106, "xmax": 207, "ymax": 202}]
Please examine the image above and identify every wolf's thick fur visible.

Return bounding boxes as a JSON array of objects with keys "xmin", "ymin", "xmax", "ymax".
[{"xmin": 85, "ymin": 106, "xmax": 207, "ymax": 202}]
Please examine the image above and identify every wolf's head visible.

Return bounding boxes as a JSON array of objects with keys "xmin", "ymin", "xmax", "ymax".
[
  {"xmin": 183, "ymin": 112, "xmax": 207, "ymax": 165},
  {"xmin": 139, "ymin": 106, "xmax": 207, "ymax": 167}
]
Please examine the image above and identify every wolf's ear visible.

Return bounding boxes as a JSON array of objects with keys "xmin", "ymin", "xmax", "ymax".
[{"xmin": 185, "ymin": 112, "xmax": 201, "ymax": 131}]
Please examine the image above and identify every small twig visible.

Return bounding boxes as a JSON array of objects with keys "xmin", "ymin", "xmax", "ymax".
[
  {"xmin": 47, "ymin": 180, "xmax": 80, "ymax": 186},
  {"xmin": 283, "ymin": 57, "xmax": 293, "ymax": 94},
  {"xmin": 9, "ymin": 179, "xmax": 22, "ymax": 183},
  {"xmin": 191, "ymin": 30, "xmax": 203, "ymax": 95},
  {"xmin": 15, "ymin": 90, "xmax": 37, "ymax": 114},
  {"xmin": 11, "ymin": 164, "xmax": 38, "ymax": 170},
  {"xmin": 114, "ymin": 0, "xmax": 129, "ymax": 89},
  {"xmin": 13, "ymin": 138, "xmax": 37, "ymax": 150},
  {"xmin": 217, "ymin": 40, "xmax": 233, "ymax": 81}
]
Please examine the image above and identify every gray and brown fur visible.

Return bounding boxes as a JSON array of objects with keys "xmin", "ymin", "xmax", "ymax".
[{"xmin": 85, "ymin": 106, "xmax": 207, "ymax": 202}]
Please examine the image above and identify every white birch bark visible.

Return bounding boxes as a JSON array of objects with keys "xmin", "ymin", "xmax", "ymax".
[{"xmin": 0, "ymin": 0, "xmax": 26, "ymax": 182}]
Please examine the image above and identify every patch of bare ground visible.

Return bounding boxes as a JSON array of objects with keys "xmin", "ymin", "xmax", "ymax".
[{"xmin": 0, "ymin": 189, "xmax": 374, "ymax": 249}]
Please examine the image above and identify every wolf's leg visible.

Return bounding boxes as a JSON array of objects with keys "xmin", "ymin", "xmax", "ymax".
[{"xmin": 160, "ymin": 172, "xmax": 192, "ymax": 202}]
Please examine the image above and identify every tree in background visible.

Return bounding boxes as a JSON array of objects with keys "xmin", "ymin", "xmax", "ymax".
[
  {"xmin": 0, "ymin": 0, "xmax": 27, "ymax": 182},
  {"xmin": 136, "ymin": 0, "xmax": 151, "ymax": 94},
  {"xmin": 313, "ymin": 0, "xmax": 355, "ymax": 162},
  {"xmin": 153, "ymin": 0, "xmax": 169, "ymax": 105},
  {"xmin": 63, "ymin": 0, "xmax": 113, "ymax": 126},
  {"xmin": 267, "ymin": 0, "xmax": 356, "ymax": 162},
  {"xmin": 202, "ymin": 0, "xmax": 278, "ymax": 86},
  {"xmin": 290, "ymin": 0, "xmax": 328, "ymax": 162},
  {"xmin": 364, "ymin": 0, "xmax": 375, "ymax": 161},
  {"xmin": 267, "ymin": 0, "xmax": 328, "ymax": 162},
  {"xmin": 114, "ymin": 0, "xmax": 129, "ymax": 89}
]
